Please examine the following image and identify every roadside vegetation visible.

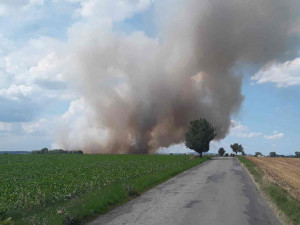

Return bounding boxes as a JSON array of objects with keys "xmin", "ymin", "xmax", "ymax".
[
  {"xmin": 0, "ymin": 154, "xmax": 208, "ymax": 225},
  {"xmin": 238, "ymin": 156, "xmax": 300, "ymax": 225}
]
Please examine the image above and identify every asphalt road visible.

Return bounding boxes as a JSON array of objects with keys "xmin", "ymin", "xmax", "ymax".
[{"xmin": 88, "ymin": 157, "xmax": 281, "ymax": 225}]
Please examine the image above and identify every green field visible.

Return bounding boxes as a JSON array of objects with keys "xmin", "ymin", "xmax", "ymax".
[{"xmin": 0, "ymin": 154, "xmax": 207, "ymax": 225}]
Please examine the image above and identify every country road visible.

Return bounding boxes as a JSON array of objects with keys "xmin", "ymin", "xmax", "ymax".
[{"xmin": 88, "ymin": 158, "xmax": 281, "ymax": 225}]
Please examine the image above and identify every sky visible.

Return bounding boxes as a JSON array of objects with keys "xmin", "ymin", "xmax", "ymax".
[{"xmin": 0, "ymin": 0, "xmax": 300, "ymax": 156}]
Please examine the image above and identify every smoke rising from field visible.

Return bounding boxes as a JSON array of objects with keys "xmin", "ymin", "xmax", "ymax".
[{"xmin": 59, "ymin": 0, "xmax": 300, "ymax": 153}]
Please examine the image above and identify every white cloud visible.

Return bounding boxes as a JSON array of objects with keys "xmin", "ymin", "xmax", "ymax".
[
  {"xmin": 28, "ymin": 52, "xmax": 65, "ymax": 84},
  {"xmin": 0, "ymin": 35, "xmax": 75, "ymax": 123},
  {"xmin": 21, "ymin": 118, "xmax": 50, "ymax": 134},
  {"xmin": 229, "ymin": 120, "xmax": 262, "ymax": 138},
  {"xmin": 0, "ymin": 34, "xmax": 15, "ymax": 55},
  {"xmin": 0, "ymin": 84, "xmax": 35, "ymax": 100},
  {"xmin": 0, "ymin": 122, "xmax": 12, "ymax": 131},
  {"xmin": 1, "ymin": 36, "xmax": 68, "ymax": 91},
  {"xmin": 264, "ymin": 131, "xmax": 284, "ymax": 140},
  {"xmin": 230, "ymin": 121, "xmax": 284, "ymax": 141},
  {"xmin": 251, "ymin": 58, "xmax": 300, "ymax": 87},
  {"xmin": 236, "ymin": 132, "xmax": 262, "ymax": 138},
  {"xmin": 0, "ymin": 0, "xmax": 44, "ymax": 15},
  {"xmin": 67, "ymin": 0, "xmax": 153, "ymax": 21}
]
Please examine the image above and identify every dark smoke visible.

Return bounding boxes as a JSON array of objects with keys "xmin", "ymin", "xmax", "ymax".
[{"xmin": 58, "ymin": 0, "xmax": 300, "ymax": 153}]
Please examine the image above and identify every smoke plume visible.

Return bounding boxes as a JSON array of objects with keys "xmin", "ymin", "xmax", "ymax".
[{"xmin": 58, "ymin": 0, "xmax": 300, "ymax": 153}]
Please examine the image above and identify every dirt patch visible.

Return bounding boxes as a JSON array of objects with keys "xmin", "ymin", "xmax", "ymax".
[{"xmin": 247, "ymin": 157, "xmax": 300, "ymax": 201}]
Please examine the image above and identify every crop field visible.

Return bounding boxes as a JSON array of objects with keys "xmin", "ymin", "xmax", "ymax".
[
  {"xmin": 247, "ymin": 157, "xmax": 300, "ymax": 201},
  {"xmin": 0, "ymin": 154, "xmax": 207, "ymax": 224}
]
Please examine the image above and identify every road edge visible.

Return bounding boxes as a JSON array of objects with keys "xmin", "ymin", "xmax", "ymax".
[
  {"xmin": 84, "ymin": 157, "xmax": 212, "ymax": 225},
  {"xmin": 237, "ymin": 157, "xmax": 290, "ymax": 225}
]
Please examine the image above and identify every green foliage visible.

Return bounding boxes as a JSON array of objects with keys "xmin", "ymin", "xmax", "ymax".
[
  {"xmin": 295, "ymin": 152, "xmax": 300, "ymax": 158},
  {"xmin": 218, "ymin": 147, "xmax": 225, "ymax": 156},
  {"xmin": 224, "ymin": 153, "xmax": 229, "ymax": 157},
  {"xmin": 0, "ymin": 154, "xmax": 207, "ymax": 224},
  {"xmin": 237, "ymin": 156, "xmax": 263, "ymax": 182},
  {"xmin": 255, "ymin": 152, "xmax": 262, "ymax": 157},
  {"xmin": 264, "ymin": 184, "xmax": 300, "ymax": 225},
  {"xmin": 185, "ymin": 118, "xmax": 217, "ymax": 157},
  {"xmin": 269, "ymin": 152, "xmax": 277, "ymax": 157},
  {"xmin": 230, "ymin": 143, "xmax": 244, "ymax": 155}
]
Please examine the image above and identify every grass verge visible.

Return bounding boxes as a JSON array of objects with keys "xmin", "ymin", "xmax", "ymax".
[
  {"xmin": 3, "ymin": 156, "xmax": 208, "ymax": 225},
  {"xmin": 238, "ymin": 156, "xmax": 300, "ymax": 225}
]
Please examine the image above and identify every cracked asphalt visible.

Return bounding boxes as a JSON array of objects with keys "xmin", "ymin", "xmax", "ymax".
[{"xmin": 87, "ymin": 157, "xmax": 281, "ymax": 225}]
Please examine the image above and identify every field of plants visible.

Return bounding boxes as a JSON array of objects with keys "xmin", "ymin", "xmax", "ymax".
[
  {"xmin": 0, "ymin": 154, "xmax": 207, "ymax": 224},
  {"xmin": 248, "ymin": 157, "xmax": 300, "ymax": 201}
]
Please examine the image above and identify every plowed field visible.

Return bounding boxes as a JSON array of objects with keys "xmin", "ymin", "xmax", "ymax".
[{"xmin": 247, "ymin": 157, "xmax": 300, "ymax": 201}]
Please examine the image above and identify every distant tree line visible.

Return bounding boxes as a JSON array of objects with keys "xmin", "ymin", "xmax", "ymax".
[
  {"xmin": 252, "ymin": 151, "xmax": 300, "ymax": 158},
  {"xmin": 218, "ymin": 143, "xmax": 246, "ymax": 157},
  {"xmin": 266, "ymin": 151, "xmax": 300, "ymax": 158},
  {"xmin": 32, "ymin": 148, "xmax": 83, "ymax": 154}
]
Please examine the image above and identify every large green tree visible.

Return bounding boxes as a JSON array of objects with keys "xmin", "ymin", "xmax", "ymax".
[
  {"xmin": 230, "ymin": 143, "xmax": 244, "ymax": 155},
  {"xmin": 218, "ymin": 147, "xmax": 225, "ymax": 156},
  {"xmin": 185, "ymin": 118, "xmax": 217, "ymax": 158}
]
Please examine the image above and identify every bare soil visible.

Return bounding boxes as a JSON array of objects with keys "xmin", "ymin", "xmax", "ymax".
[{"xmin": 248, "ymin": 157, "xmax": 300, "ymax": 201}]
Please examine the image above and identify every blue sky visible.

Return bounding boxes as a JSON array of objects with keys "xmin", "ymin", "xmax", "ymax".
[{"xmin": 0, "ymin": 0, "xmax": 300, "ymax": 155}]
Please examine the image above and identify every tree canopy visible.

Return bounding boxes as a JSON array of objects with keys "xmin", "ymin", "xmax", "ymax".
[
  {"xmin": 185, "ymin": 118, "xmax": 217, "ymax": 157},
  {"xmin": 230, "ymin": 143, "xmax": 244, "ymax": 155},
  {"xmin": 218, "ymin": 147, "xmax": 225, "ymax": 156}
]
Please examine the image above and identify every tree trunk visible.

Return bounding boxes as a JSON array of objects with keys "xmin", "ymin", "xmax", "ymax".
[{"xmin": 200, "ymin": 152, "xmax": 203, "ymax": 158}]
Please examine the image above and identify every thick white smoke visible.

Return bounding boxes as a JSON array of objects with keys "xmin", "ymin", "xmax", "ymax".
[{"xmin": 57, "ymin": 0, "xmax": 300, "ymax": 153}]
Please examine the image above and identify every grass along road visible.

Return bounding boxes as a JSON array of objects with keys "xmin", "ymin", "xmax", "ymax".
[{"xmin": 238, "ymin": 156, "xmax": 300, "ymax": 225}]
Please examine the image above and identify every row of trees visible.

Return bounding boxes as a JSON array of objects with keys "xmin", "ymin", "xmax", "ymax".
[
  {"xmin": 256, "ymin": 151, "xmax": 300, "ymax": 157},
  {"xmin": 184, "ymin": 118, "xmax": 300, "ymax": 158},
  {"xmin": 32, "ymin": 148, "xmax": 83, "ymax": 154},
  {"xmin": 218, "ymin": 143, "xmax": 245, "ymax": 156}
]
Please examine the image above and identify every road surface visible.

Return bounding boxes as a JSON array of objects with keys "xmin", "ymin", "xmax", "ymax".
[{"xmin": 88, "ymin": 157, "xmax": 281, "ymax": 225}]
